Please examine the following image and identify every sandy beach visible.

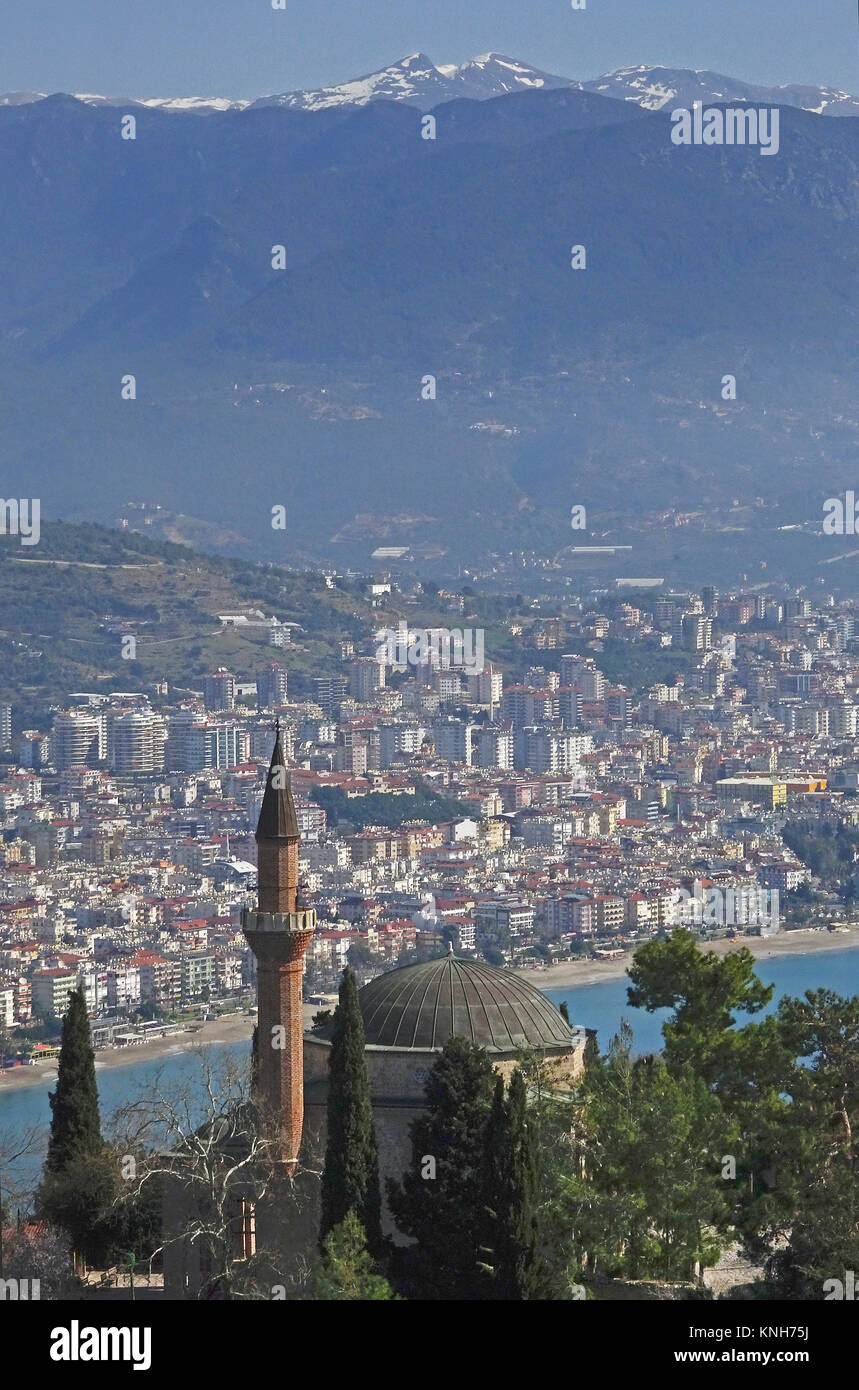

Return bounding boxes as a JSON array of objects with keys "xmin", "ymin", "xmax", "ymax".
[
  {"xmin": 532, "ymin": 926, "xmax": 859, "ymax": 990},
  {"xmin": 2, "ymin": 931, "xmax": 856, "ymax": 1094},
  {"xmin": 0, "ymin": 1012, "xmax": 256, "ymax": 1095}
]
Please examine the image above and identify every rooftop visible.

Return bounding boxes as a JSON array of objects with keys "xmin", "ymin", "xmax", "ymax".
[{"xmin": 358, "ymin": 952, "xmax": 576, "ymax": 1052}]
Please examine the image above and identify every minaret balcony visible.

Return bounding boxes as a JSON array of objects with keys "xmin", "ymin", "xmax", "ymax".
[{"xmin": 241, "ymin": 908, "xmax": 316, "ymax": 962}]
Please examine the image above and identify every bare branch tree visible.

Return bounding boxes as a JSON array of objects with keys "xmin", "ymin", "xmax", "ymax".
[
  {"xmin": 0, "ymin": 1119, "xmax": 44, "ymax": 1280},
  {"xmin": 0, "ymin": 1120, "xmax": 43, "ymax": 1213},
  {"xmin": 108, "ymin": 1047, "xmax": 319, "ymax": 1299}
]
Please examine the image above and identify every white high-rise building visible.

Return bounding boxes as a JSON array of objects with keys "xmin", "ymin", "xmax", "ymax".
[
  {"xmin": 166, "ymin": 708, "xmax": 203, "ymax": 771},
  {"xmin": 829, "ymin": 703, "xmax": 858, "ymax": 737},
  {"xmin": 349, "ymin": 658, "xmax": 386, "ymax": 702},
  {"xmin": 110, "ymin": 709, "xmax": 165, "ymax": 774},
  {"xmin": 432, "ymin": 720, "xmax": 474, "ymax": 766},
  {"xmin": 379, "ymin": 723, "xmax": 427, "ymax": 767},
  {"xmin": 560, "ymin": 656, "xmax": 605, "ymax": 700},
  {"xmin": 477, "ymin": 726, "xmax": 513, "ymax": 769},
  {"xmin": 514, "ymin": 727, "xmax": 592, "ymax": 773},
  {"xmin": 202, "ymin": 669, "xmax": 236, "ymax": 711},
  {"xmin": 52, "ymin": 710, "xmax": 106, "ymax": 769},
  {"xmin": 257, "ymin": 664, "xmax": 288, "ymax": 710},
  {"xmin": 187, "ymin": 722, "xmax": 248, "ymax": 771},
  {"xmin": 465, "ymin": 669, "xmax": 503, "ymax": 708}
]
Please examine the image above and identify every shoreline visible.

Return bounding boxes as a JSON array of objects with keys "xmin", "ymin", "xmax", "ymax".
[
  {"xmin": 0, "ymin": 1012, "xmax": 256, "ymax": 1095},
  {"xmin": 2, "ymin": 931, "xmax": 857, "ymax": 1095},
  {"xmin": 534, "ymin": 926, "xmax": 859, "ymax": 990}
]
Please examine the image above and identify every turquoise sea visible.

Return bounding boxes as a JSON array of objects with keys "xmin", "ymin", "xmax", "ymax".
[
  {"xmin": 545, "ymin": 944, "xmax": 859, "ymax": 1053},
  {"xmin": 2, "ymin": 947, "xmax": 858, "ymax": 1199}
]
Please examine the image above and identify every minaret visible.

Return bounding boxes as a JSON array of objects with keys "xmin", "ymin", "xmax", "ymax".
[{"xmin": 242, "ymin": 728, "xmax": 315, "ymax": 1169}]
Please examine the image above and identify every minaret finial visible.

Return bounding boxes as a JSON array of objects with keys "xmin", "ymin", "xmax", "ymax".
[{"xmin": 256, "ymin": 727, "xmax": 298, "ymax": 843}]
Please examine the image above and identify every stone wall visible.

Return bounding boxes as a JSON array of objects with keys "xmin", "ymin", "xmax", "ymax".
[{"xmin": 303, "ymin": 1031, "xmax": 585, "ymax": 1240}]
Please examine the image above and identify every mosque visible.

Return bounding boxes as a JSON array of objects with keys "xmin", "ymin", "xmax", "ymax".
[
  {"xmin": 164, "ymin": 734, "xmax": 589, "ymax": 1290},
  {"xmin": 248, "ymin": 733, "xmax": 589, "ymax": 1226},
  {"xmin": 305, "ymin": 950, "xmax": 589, "ymax": 1231}
]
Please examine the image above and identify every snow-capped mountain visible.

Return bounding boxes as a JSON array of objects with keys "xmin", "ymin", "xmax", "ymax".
[
  {"xmin": 0, "ymin": 91, "xmax": 52, "ymax": 106},
  {"xmin": 250, "ymin": 52, "xmax": 573, "ymax": 111},
  {"xmin": 3, "ymin": 57, "xmax": 858, "ymax": 118},
  {"xmin": 576, "ymin": 65, "xmax": 859, "ymax": 118},
  {"xmin": 447, "ymin": 53, "xmax": 575, "ymax": 97},
  {"xmin": 137, "ymin": 95, "xmax": 249, "ymax": 113},
  {"xmin": 0, "ymin": 53, "xmax": 569, "ymax": 116},
  {"xmin": 0, "ymin": 90, "xmax": 249, "ymax": 114}
]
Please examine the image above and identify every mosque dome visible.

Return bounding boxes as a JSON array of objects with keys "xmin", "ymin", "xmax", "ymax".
[{"xmin": 358, "ymin": 953, "xmax": 574, "ymax": 1052}]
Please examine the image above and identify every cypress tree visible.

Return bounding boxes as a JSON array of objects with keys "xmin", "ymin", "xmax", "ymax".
[
  {"xmin": 480, "ymin": 1076, "xmax": 510, "ymax": 1286},
  {"xmin": 320, "ymin": 968, "xmax": 382, "ymax": 1251},
  {"xmin": 483, "ymin": 1076, "xmax": 508, "ymax": 1192},
  {"xmin": 558, "ymin": 1000, "xmax": 571, "ymax": 1026},
  {"xmin": 388, "ymin": 1035, "xmax": 495, "ymax": 1299},
  {"xmin": 504, "ymin": 1069, "xmax": 550, "ymax": 1299},
  {"xmin": 482, "ymin": 1069, "xmax": 554, "ymax": 1299},
  {"xmin": 45, "ymin": 987, "xmax": 102, "ymax": 1173}
]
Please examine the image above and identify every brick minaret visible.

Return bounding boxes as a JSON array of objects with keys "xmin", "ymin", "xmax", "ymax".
[{"xmin": 242, "ymin": 728, "xmax": 315, "ymax": 1170}]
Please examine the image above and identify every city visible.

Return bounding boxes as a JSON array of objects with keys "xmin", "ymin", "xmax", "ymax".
[
  {"xmin": 0, "ymin": 0, "xmax": 857, "ymax": 1361},
  {"xmin": 3, "ymin": 579, "xmax": 855, "ymax": 1053}
]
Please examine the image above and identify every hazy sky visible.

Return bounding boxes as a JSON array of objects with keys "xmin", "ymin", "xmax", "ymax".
[{"xmin": 2, "ymin": 0, "xmax": 857, "ymax": 99}]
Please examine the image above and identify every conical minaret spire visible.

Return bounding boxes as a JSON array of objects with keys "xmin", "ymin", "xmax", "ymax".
[
  {"xmin": 256, "ymin": 724, "xmax": 299, "ymax": 842},
  {"xmin": 255, "ymin": 727, "xmax": 300, "ymax": 914}
]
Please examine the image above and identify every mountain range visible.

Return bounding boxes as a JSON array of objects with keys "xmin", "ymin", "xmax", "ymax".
[
  {"xmin": 1, "ymin": 65, "xmax": 859, "ymax": 589},
  {"xmin": 3, "ymin": 53, "xmax": 858, "ymax": 118}
]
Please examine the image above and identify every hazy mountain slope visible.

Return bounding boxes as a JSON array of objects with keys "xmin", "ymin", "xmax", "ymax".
[
  {"xmin": 578, "ymin": 65, "xmax": 859, "ymax": 116},
  {"xmin": 0, "ymin": 87, "xmax": 858, "ymax": 585}
]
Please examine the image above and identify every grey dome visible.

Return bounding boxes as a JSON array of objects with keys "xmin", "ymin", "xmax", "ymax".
[{"xmin": 358, "ymin": 954, "xmax": 574, "ymax": 1052}]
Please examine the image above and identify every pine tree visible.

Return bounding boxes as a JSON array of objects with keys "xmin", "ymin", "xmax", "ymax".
[
  {"xmin": 45, "ymin": 987, "xmax": 102, "ymax": 1173},
  {"xmin": 626, "ymin": 928, "xmax": 773, "ymax": 1084},
  {"xmin": 320, "ymin": 968, "xmax": 382, "ymax": 1251},
  {"xmin": 763, "ymin": 989, "xmax": 859, "ymax": 1295},
  {"xmin": 388, "ymin": 1035, "xmax": 495, "ymax": 1299},
  {"xmin": 312, "ymin": 1212, "xmax": 396, "ymax": 1301},
  {"xmin": 565, "ymin": 1026, "xmax": 730, "ymax": 1282}
]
